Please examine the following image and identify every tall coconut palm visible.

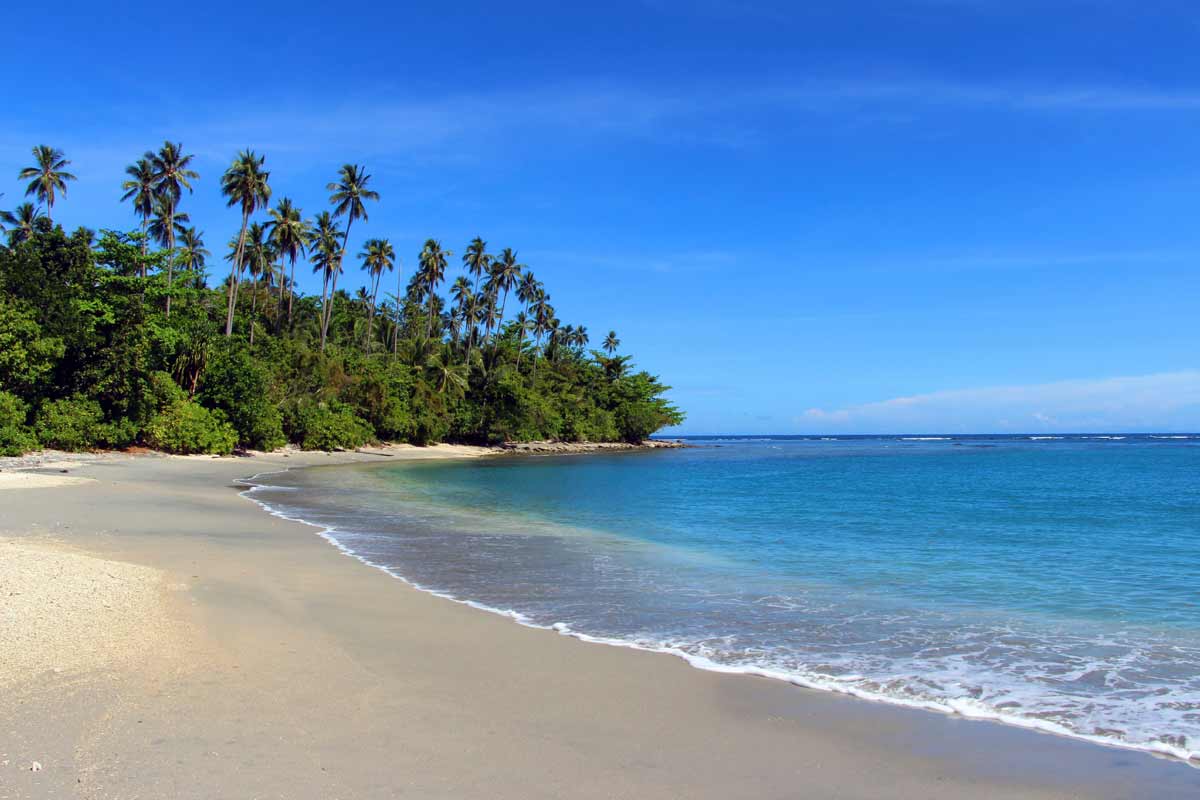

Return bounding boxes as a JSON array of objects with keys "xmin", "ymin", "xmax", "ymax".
[
  {"xmin": 309, "ymin": 212, "xmax": 343, "ymax": 341},
  {"xmin": 461, "ymin": 237, "xmax": 490, "ymax": 352},
  {"xmin": 120, "ymin": 158, "xmax": 156, "ymax": 268},
  {"xmin": 323, "ymin": 164, "xmax": 379, "ymax": 350},
  {"xmin": 18, "ymin": 146, "xmax": 75, "ymax": 224},
  {"xmin": 149, "ymin": 142, "xmax": 198, "ymax": 317},
  {"xmin": 418, "ymin": 239, "xmax": 451, "ymax": 340},
  {"xmin": 266, "ymin": 197, "xmax": 310, "ymax": 329},
  {"xmin": 603, "ymin": 330, "xmax": 621, "ymax": 354},
  {"xmin": 0, "ymin": 202, "xmax": 44, "ymax": 247},
  {"xmin": 488, "ymin": 247, "xmax": 524, "ymax": 342},
  {"xmin": 359, "ymin": 238, "xmax": 395, "ymax": 352},
  {"xmin": 220, "ymin": 150, "xmax": 271, "ymax": 336},
  {"xmin": 177, "ymin": 227, "xmax": 210, "ymax": 286}
]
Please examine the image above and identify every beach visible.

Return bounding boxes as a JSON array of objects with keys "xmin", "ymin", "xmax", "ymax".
[{"xmin": 1, "ymin": 448, "xmax": 1197, "ymax": 799}]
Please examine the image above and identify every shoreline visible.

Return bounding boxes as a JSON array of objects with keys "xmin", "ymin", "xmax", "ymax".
[
  {"xmin": 243, "ymin": 457, "xmax": 1200, "ymax": 768},
  {"xmin": 2, "ymin": 449, "xmax": 1197, "ymax": 798}
]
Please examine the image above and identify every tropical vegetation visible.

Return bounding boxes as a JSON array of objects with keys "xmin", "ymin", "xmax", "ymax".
[{"xmin": 0, "ymin": 144, "xmax": 683, "ymax": 455}]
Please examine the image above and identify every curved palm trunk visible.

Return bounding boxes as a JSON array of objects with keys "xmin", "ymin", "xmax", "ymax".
[
  {"xmin": 497, "ymin": 287, "xmax": 511, "ymax": 341},
  {"xmin": 225, "ymin": 210, "xmax": 250, "ymax": 337},
  {"xmin": 139, "ymin": 217, "xmax": 149, "ymax": 278},
  {"xmin": 393, "ymin": 269, "xmax": 402, "ymax": 357},
  {"xmin": 165, "ymin": 202, "xmax": 176, "ymax": 319},
  {"xmin": 249, "ymin": 275, "xmax": 259, "ymax": 347},
  {"xmin": 321, "ymin": 218, "xmax": 354, "ymax": 352},
  {"xmin": 364, "ymin": 272, "xmax": 381, "ymax": 354},
  {"xmin": 287, "ymin": 255, "xmax": 298, "ymax": 329}
]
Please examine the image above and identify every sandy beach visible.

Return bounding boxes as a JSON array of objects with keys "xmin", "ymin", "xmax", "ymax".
[{"xmin": 1, "ymin": 447, "xmax": 1197, "ymax": 799}]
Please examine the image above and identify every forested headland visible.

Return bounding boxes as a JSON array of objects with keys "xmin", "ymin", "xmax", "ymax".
[{"xmin": 0, "ymin": 144, "xmax": 683, "ymax": 456}]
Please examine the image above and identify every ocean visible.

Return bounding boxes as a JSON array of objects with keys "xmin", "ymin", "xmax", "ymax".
[{"xmin": 245, "ymin": 434, "xmax": 1200, "ymax": 761}]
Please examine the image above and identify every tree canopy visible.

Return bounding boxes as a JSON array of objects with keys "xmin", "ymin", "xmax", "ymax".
[{"xmin": 0, "ymin": 146, "xmax": 684, "ymax": 456}]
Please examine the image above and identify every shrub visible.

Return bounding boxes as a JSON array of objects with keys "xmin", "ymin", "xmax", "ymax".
[
  {"xmin": 34, "ymin": 395, "xmax": 106, "ymax": 450},
  {"xmin": 144, "ymin": 402, "xmax": 237, "ymax": 455},
  {"xmin": 199, "ymin": 347, "xmax": 286, "ymax": 451},
  {"xmin": 285, "ymin": 400, "xmax": 374, "ymax": 451},
  {"xmin": 0, "ymin": 392, "xmax": 38, "ymax": 456}
]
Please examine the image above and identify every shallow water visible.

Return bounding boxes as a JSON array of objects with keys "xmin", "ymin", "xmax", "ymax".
[{"xmin": 247, "ymin": 434, "xmax": 1200, "ymax": 761}]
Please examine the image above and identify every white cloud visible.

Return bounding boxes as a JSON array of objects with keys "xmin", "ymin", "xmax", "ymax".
[{"xmin": 800, "ymin": 371, "xmax": 1200, "ymax": 433}]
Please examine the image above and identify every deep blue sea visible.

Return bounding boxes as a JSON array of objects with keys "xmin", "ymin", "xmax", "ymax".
[{"xmin": 247, "ymin": 434, "xmax": 1200, "ymax": 761}]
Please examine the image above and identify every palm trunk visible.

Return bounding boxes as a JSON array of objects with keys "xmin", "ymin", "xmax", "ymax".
[
  {"xmin": 165, "ymin": 202, "xmax": 175, "ymax": 319},
  {"xmin": 249, "ymin": 275, "xmax": 258, "ymax": 346},
  {"xmin": 225, "ymin": 210, "xmax": 250, "ymax": 337},
  {"xmin": 393, "ymin": 268, "xmax": 402, "ymax": 357},
  {"xmin": 516, "ymin": 326, "xmax": 526, "ymax": 369},
  {"xmin": 497, "ymin": 287, "xmax": 511, "ymax": 341},
  {"xmin": 287, "ymin": 254, "xmax": 297, "ymax": 329},
  {"xmin": 324, "ymin": 269, "xmax": 342, "ymax": 351},
  {"xmin": 139, "ymin": 218, "xmax": 148, "ymax": 278},
  {"xmin": 365, "ymin": 272, "xmax": 380, "ymax": 353}
]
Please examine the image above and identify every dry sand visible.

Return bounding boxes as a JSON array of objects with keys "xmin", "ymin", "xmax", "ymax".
[{"xmin": 0, "ymin": 447, "xmax": 1196, "ymax": 799}]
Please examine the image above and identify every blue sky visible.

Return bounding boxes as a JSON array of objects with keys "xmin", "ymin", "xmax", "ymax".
[{"xmin": 3, "ymin": 0, "xmax": 1198, "ymax": 433}]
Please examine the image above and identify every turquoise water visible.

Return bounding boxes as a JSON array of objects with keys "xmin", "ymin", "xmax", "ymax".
[{"xmin": 248, "ymin": 435, "xmax": 1200, "ymax": 760}]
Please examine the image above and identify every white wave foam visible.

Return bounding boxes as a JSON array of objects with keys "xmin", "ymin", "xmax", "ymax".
[{"xmin": 901, "ymin": 437, "xmax": 952, "ymax": 441}]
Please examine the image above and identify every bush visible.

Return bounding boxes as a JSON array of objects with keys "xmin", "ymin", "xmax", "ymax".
[
  {"xmin": 199, "ymin": 347, "xmax": 286, "ymax": 451},
  {"xmin": 0, "ymin": 392, "xmax": 38, "ymax": 456},
  {"xmin": 144, "ymin": 402, "xmax": 237, "ymax": 455},
  {"xmin": 285, "ymin": 400, "xmax": 374, "ymax": 451},
  {"xmin": 34, "ymin": 396, "xmax": 105, "ymax": 450}
]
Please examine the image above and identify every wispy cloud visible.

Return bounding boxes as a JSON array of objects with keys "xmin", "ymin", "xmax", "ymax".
[
  {"xmin": 800, "ymin": 371, "xmax": 1200, "ymax": 433},
  {"xmin": 17, "ymin": 74, "xmax": 1200, "ymax": 168}
]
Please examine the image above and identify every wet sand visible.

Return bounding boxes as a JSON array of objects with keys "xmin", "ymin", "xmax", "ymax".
[{"xmin": 1, "ymin": 447, "xmax": 1196, "ymax": 799}]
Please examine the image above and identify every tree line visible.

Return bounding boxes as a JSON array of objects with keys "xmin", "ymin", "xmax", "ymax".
[{"xmin": 0, "ymin": 143, "xmax": 683, "ymax": 455}]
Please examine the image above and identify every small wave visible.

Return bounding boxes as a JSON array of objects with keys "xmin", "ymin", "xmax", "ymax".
[
  {"xmin": 1083, "ymin": 436, "xmax": 1127, "ymax": 440},
  {"xmin": 901, "ymin": 437, "xmax": 952, "ymax": 441},
  {"xmin": 1029, "ymin": 436, "xmax": 1064, "ymax": 440},
  {"xmin": 1151, "ymin": 435, "xmax": 1198, "ymax": 440}
]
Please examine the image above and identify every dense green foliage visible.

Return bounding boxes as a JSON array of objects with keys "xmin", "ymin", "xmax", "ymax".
[{"xmin": 0, "ymin": 145, "xmax": 684, "ymax": 455}]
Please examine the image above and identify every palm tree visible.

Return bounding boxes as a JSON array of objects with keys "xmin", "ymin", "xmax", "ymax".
[
  {"xmin": 323, "ymin": 164, "xmax": 379, "ymax": 350},
  {"xmin": 147, "ymin": 197, "xmax": 190, "ymax": 251},
  {"xmin": 266, "ymin": 198, "xmax": 310, "ymax": 329},
  {"xmin": 220, "ymin": 150, "xmax": 271, "ymax": 336},
  {"xmin": 489, "ymin": 247, "xmax": 524, "ymax": 342},
  {"xmin": 149, "ymin": 142, "xmax": 198, "ymax": 317},
  {"xmin": 18, "ymin": 146, "xmax": 75, "ymax": 224},
  {"xmin": 418, "ymin": 239, "xmax": 451, "ymax": 339},
  {"xmin": 603, "ymin": 330, "xmax": 621, "ymax": 354},
  {"xmin": 0, "ymin": 202, "xmax": 44, "ymax": 246},
  {"xmin": 462, "ymin": 237, "xmax": 490, "ymax": 352},
  {"xmin": 426, "ymin": 344, "xmax": 470, "ymax": 398},
  {"xmin": 309, "ymin": 212, "xmax": 343, "ymax": 342},
  {"xmin": 120, "ymin": 158, "xmax": 156, "ymax": 268},
  {"xmin": 359, "ymin": 238, "xmax": 395, "ymax": 352},
  {"xmin": 177, "ymin": 227, "xmax": 210, "ymax": 286}
]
